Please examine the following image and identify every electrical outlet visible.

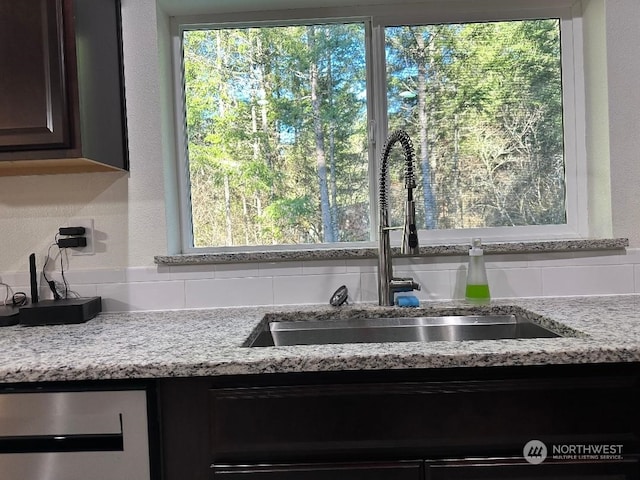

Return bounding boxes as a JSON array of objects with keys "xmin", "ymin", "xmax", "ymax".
[{"xmin": 68, "ymin": 218, "xmax": 95, "ymax": 256}]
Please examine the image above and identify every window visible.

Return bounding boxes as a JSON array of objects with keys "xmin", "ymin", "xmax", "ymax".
[
  {"xmin": 173, "ymin": 2, "xmax": 584, "ymax": 252},
  {"xmin": 384, "ymin": 20, "xmax": 565, "ymax": 231},
  {"xmin": 181, "ymin": 22, "xmax": 369, "ymax": 247}
]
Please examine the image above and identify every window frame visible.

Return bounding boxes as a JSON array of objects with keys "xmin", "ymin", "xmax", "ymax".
[{"xmin": 171, "ymin": 1, "xmax": 587, "ymax": 254}]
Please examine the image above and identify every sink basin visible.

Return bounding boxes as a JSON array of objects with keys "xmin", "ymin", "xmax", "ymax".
[{"xmin": 247, "ymin": 313, "xmax": 562, "ymax": 347}]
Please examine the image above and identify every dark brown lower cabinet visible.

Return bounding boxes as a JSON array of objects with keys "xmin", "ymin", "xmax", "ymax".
[
  {"xmin": 425, "ymin": 458, "xmax": 639, "ymax": 479},
  {"xmin": 159, "ymin": 364, "xmax": 640, "ymax": 480},
  {"xmin": 213, "ymin": 462, "xmax": 423, "ymax": 480},
  {"xmin": 212, "ymin": 459, "xmax": 639, "ymax": 480}
]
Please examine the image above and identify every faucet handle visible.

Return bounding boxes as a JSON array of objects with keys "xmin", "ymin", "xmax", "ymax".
[{"xmin": 390, "ymin": 277, "xmax": 421, "ymax": 292}]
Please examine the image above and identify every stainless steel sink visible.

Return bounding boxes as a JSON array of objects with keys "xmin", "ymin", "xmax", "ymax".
[{"xmin": 247, "ymin": 314, "xmax": 562, "ymax": 347}]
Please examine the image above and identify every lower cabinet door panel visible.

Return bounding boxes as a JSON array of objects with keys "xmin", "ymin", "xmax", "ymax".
[
  {"xmin": 425, "ymin": 458, "xmax": 639, "ymax": 479},
  {"xmin": 208, "ymin": 373, "xmax": 640, "ymax": 463},
  {"xmin": 213, "ymin": 461, "xmax": 423, "ymax": 480}
]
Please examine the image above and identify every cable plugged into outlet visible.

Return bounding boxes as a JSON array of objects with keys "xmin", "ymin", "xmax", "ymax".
[
  {"xmin": 59, "ymin": 226, "xmax": 86, "ymax": 236},
  {"xmin": 66, "ymin": 218, "xmax": 95, "ymax": 256},
  {"xmin": 57, "ymin": 237, "xmax": 87, "ymax": 248}
]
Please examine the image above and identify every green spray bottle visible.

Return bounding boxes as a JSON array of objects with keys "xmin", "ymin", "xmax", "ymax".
[{"xmin": 465, "ymin": 238, "xmax": 490, "ymax": 303}]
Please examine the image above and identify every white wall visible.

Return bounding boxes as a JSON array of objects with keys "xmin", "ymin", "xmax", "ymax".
[
  {"xmin": 0, "ymin": 0, "xmax": 639, "ymax": 311},
  {"xmin": 0, "ymin": 0, "xmax": 167, "ymax": 273},
  {"xmin": 606, "ymin": 0, "xmax": 640, "ymax": 244}
]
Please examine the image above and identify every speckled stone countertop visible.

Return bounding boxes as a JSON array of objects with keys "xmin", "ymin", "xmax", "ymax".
[
  {"xmin": 1, "ymin": 295, "xmax": 640, "ymax": 383},
  {"xmin": 155, "ymin": 238, "xmax": 628, "ymax": 265}
]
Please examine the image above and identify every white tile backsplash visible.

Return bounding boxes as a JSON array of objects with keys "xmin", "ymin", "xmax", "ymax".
[
  {"xmin": 345, "ymin": 258, "xmax": 378, "ymax": 273},
  {"xmin": 273, "ymin": 273, "xmax": 360, "ymax": 305},
  {"xmin": 528, "ymin": 251, "xmax": 626, "ymax": 267},
  {"xmin": 168, "ymin": 264, "xmax": 216, "ymax": 280},
  {"xmin": 0, "ymin": 271, "xmax": 30, "ymax": 286},
  {"xmin": 97, "ymin": 281, "xmax": 185, "ymax": 312},
  {"xmin": 301, "ymin": 259, "xmax": 347, "ymax": 275},
  {"xmin": 125, "ymin": 266, "xmax": 171, "ymax": 282},
  {"xmin": 360, "ymin": 272, "xmax": 379, "ymax": 303},
  {"xmin": 71, "ymin": 284, "xmax": 99, "ymax": 298},
  {"xmin": 624, "ymin": 248, "xmax": 640, "ymax": 264},
  {"xmin": 65, "ymin": 268, "xmax": 126, "ymax": 284},
  {"xmin": 258, "ymin": 262, "xmax": 304, "ymax": 277},
  {"xmin": 484, "ymin": 254, "xmax": 531, "ymax": 269},
  {"xmin": 185, "ymin": 277, "xmax": 273, "ymax": 308},
  {"xmin": 542, "ymin": 265, "xmax": 635, "ymax": 296},
  {"xmin": 487, "ymin": 267, "xmax": 543, "ymax": 299},
  {"xmin": 2, "ymin": 248, "xmax": 638, "ymax": 312},
  {"xmin": 215, "ymin": 263, "xmax": 260, "ymax": 279},
  {"xmin": 393, "ymin": 256, "xmax": 465, "ymax": 271}
]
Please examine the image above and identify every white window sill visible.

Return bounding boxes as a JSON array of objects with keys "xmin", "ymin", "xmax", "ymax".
[{"xmin": 155, "ymin": 238, "xmax": 628, "ymax": 266}]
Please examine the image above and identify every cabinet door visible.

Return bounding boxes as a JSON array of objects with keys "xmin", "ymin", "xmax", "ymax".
[
  {"xmin": 425, "ymin": 458, "xmax": 639, "ymax": 479},
  {"xmin": 208, "ymin": 374, "xmax": 640, "ymax": 464},
  {"xmin": 213, "ymin": 462, "xmax": 423, "ymax": 480},
  {"xmin": 0, "ymin": 0, "xmax": 70, "ymax": 150}
]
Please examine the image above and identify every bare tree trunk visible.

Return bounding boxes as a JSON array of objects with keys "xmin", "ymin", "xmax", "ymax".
[
  {"xmin": 253, "ymin": 35, "xmax": 276, "ymax": 210},
  {"xmin": 216, "ymin": 31, "xmax": 225, "ymax": 116},
  {"xmin": 329, "ymin": 126, "xmax": 338, "ymax": 240},
  {"xmin": 308, "ymin": 26, "xmax": 335, "ymax": 243},
  {"xmin": 327, "ymin": 35, "xmax": 339, "ymax": 241},
  {"xmin": 255, "ymin": 194, "xmax": 262, "ymax": 243},
  {"xmin": 416, "ymin": 33, "xmax": 437, "ymax": 229},
  {"xmin": 453, "ymin": 113, "xmax": 463, "ymax": 227},
  {"xmin": 251, "ymin": 105, "xmax": 259, "ymax": 159},
  {"xmin": 242, "ymin": 194, "xmax": 250, "ymax": 245},
  {"xmin": 224, "ymin": 174, "xmax": 233, "ymax": 245},
  {"xmin": 255, "ymin": 36, "xmax": 273, "ymax": 166},
  {"xmin": 250, "ymin": 33, "xmax": 272, "ymax": 241}
]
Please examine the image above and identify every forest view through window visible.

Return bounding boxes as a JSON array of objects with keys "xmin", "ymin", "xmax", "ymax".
[
  {"xmin": 180, "ymin": 18, "xmax": 565, "ymax": 249},
  {"xmin": 385, "ymin": 19, "xmax": 565, "ymax": 232},
  {"xmin": 183, "ymin": 23, "xmax": 369, "ymax": 248}
]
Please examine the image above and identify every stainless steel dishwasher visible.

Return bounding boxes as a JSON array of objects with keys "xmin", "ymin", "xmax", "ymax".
[{"xmin": 0, "ymin": 390, "xmax": 151, "ymax": 480}]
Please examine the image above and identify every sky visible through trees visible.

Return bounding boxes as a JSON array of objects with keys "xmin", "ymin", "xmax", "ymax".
[{"xmin": 182, "ymin": 19, "xmax": 564, "ymax": 248}]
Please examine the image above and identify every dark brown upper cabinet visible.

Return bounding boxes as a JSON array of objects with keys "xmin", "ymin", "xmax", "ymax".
[{"xmin": 0, "ymin": 0, "xmax": 128, "ymax": 176}]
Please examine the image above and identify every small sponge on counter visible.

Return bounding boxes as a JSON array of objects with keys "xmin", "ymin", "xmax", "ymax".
[{"xmin": 395, "ymin": 295, "xmax": 420, "ymax": 307}]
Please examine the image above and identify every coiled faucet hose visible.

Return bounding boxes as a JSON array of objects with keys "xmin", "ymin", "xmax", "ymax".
[{"xmin": 379, "ymin": 129, "xmax": 417, "ymax": 211}]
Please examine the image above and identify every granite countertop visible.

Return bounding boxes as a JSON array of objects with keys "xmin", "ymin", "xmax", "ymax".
[
  {"xmin": 155, "ymin": 238, "xmax": 629, "ymax": 265},
  {"xmin": 1, "ymin": 295, "xmax": 640, "ymax": 383}
]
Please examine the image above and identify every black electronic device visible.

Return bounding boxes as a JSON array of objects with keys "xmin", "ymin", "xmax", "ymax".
[
  {"xmin": 0, "ymin": 306, "xmax": 20, "ymax": 326},
  {"xmin": 29, "ymin": 253, "xmax": 38, "ymax": 304},
  {"xmin": 18, "ymin": 297, "xmax": 102, "ymax": 326}
]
